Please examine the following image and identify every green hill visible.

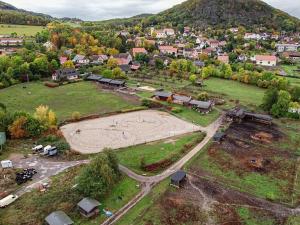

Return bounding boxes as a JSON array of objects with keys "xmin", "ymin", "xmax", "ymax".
[{"xmin": 153, "ymin": 0, "xmax": 300, "ymax": 31}]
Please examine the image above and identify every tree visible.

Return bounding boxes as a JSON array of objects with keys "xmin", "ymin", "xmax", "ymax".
[
  {"xmin": 271, "ymin": 90, "xmax": 291, "ymax": 118},
  {"xmin": 112, "ymin": 67, "xmax": 126, "ymax": 79},
  {"xmin": 107, "ymin": 58, "xmax": 118, "ymax": 69},
  {"xmin": 62, "ymin": 60, "xmax": 75, "ymax": 69},
  {"xmin": 8, "ymin": 116, "xmax": 27, "ymax": 139},
  {"xmin": 155, "ymin": 58, "xmax": 164, "ymax": 69},
  {"xmin": 197, "ymin": 92, "xmax": 209, "ymax": 101},
  {"xmin": 189, "ymin": 74, "xmax": 197, "ymax": 84},
  {"xmin": 34, "ymin": 105, "xmax": 57, "ymax": 129},
  {"xmin": 261, "ymin": 88, "xmax": 278, "ymax": 112},
  {"xmin": 76, "ymin": 151, "xmax": 120, "ymax": 199},
  {"xmin": 30, "ymin": 56, "xmax": 50, "ymax": 77}
]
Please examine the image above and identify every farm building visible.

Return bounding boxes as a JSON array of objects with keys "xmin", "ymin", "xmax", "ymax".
[
  {"xmin": 189, "ymin": 100, "xmax": 213, "ymax": 113},
  {"xmin": 171, "ymin": 170, "xmax": 187, "ymax": 188},
  {"xmin": 226, "ymin": 108, "xmax": 272, "ymax": 124},
  {"xmin": 45, "ymin": 211, "xmax": 73, "ymax": 225},
  {"xmin": 77, "ymin": 197, "xmax": 101, "ymax": 218},
  {"xmin": 153, "ymin": 91, "xmax": 172, "ymax": 101},
  {"xmin": 52, "ymin": 69, "xmax": 79, "ymax": 81},
  {"xmin": 86, "ymin": 74, "xmax": 102, "ymax": 82},
  {"xmin": 172, "ymin": 94, "xmax": 192, "ymax": 105}
]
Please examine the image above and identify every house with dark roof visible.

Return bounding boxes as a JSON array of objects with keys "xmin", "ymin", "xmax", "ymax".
[
  {"xmin": 153, "ymin": 91, "xmax": 172, "ymax": 101},
  {"xmin": 171, "ymin": 170, "xmax": 186, "ymax": 188},
  {"xmin": 189, "ymin": 100, "xmax": 213, "ymax": 113},
  {"xmin": 52, "ymin": 68, "xmax": 79, "ymax": 81},
  {"xmin": 77, "ymin": 197, "xmax": 101, "ymax": 218},
  {"xmin": 45, "ymin": 211, "xmax": 73, "ymax": 225},
  {"xmin": 172, "ymin": 94, "xmax": 192, "ymax": 106}
]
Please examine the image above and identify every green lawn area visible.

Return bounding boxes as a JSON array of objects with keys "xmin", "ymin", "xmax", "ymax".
[
  {"xmin": 117, "ymin": 132, "xmax": 205, "ymax": 175},
  {"xmin": 0, "ymin": 81, "xmax": 139, "ymax": 121},
  {"xmin": 236, "ymin": 207, "xmax": 276, "ymax": 225},
  {"xmin": 116, "ymin": 179, "xmax": 170, "ymax": 225},
  {"xmin": 0, "ymin": 24, "xmax": 45, "ymax": 36},
  {"xmin": 281, "ymin": 65, "xmax": 300, "ymax": 77},
  {"xmin": 287, "ymin": 77, "xmax": 300, "ymax": 87},
  {"xmin": 0, "ymin": 165, "xmax": 140, "ymax": 225},
  {"xmin": 201, "ymin": 78, "xmax": 265, "ymax": 107}
]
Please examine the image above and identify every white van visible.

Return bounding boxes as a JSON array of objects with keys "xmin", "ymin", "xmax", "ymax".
[
  {"xmin": 0, "ymin": 195, "xmax": 18, "ymax": 208},
  {"xmin": 1, "ymin": 160, "xmax": 13, "ymax": 169}
]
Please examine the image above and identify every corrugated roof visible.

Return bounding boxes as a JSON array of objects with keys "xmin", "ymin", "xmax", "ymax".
[
  {"xmin": 77, "ymin": 198, "xmax": 100, "ymax": 213},
  {"xmin": 189, "ymin": 100, "xmax": 212, "ymax": 109},
  {"xmin": 45, "ymin": 211, "xmax": 73, "ymax": 225},
  {"xmin": 154, "ymin": 91, "xmax": 172, "ymax": 98}
]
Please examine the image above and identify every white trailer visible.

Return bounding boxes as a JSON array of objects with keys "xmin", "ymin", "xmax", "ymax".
[
  {"xmin": 0, "ymin": 194, "xmax": 18, "ymax": 208},
  {"xmin": 1, "ymin": 160, "xmax": 13, "ymax": 169}
]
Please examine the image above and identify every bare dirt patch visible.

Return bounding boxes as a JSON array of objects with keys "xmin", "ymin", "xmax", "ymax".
[{"xmin": 61, "ymin": 110, "xmax": 200, "ymax": 154}]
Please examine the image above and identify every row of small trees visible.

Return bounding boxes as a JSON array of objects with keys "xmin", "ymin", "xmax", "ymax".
[{"xmin": 0, "ymin": 105, "xmax": 57, "ymax": 139}]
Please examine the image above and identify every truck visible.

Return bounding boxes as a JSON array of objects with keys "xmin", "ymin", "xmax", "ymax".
[{"xmin": 0, "ymin": 194, "xmax": 18, "ymax": 208}]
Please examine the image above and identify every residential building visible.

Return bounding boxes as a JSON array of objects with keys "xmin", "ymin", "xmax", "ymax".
[
  {"xmin": 255, "ymin": 55, "xmax": 277, "ymax": 67},
  {"xmin": 73, "ymin": 54, "xmax": 90, "ymax": 65},
  {"xmin": 158, "ymin": 46, "xmax": 178, "ymax": 56},
  {"xmin": 132, "ymin": 48, "xmax": 147, "ymax": 57},
  {"xmin": 0, "ymin": 37, "xmax": 23, "ymax": 46},
  {"xmin": 282, "ymin": 51, "xmax": 300, "ymax": 62},
  {"xmin": 244, "ymin": 33, "xmax": 261, "ymax": 40},
  {"xmin": 218, "ymin": 55, "xmax": 229, "ymax": 64},
  {"xmin": 52, "ymin": 68, "xmax": 79, "ymax": 81},
  {"xmin": 77, "ymin": 198, "xmax": 101, "ymax": 218},
  {"xmin": 276, "ymin": 43, "xmax": 300, "ymax": 53},
  {"xmin": 112, "ymin": 53, "xmax": 132, "ymax": 65}
]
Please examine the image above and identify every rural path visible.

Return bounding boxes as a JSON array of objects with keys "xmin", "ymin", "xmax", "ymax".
[
  {"xmin": 101, "ymin": 115, "xmax": 224, "ymax": 225},
  {"xmin": 13, "ymin": 156, "xmax": 89, "ymax": 196}
]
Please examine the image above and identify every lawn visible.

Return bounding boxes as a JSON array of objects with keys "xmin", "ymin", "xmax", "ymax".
[
  {"xmin": 0, "ymin": 82, "xmax": 139, "ymax": 121},
  {"xmin": 117, "ymin": 132, "xmax": 205, "ymax": 175},
  {"xmin": 287, "ymin": 77, "xmax": 300, "ymax": 87},
  {"xmin": 0, "ymin": 24, "xmax": 45, "ymax": 36},
  {"xmin": 281, "ymin": 65, "xmax": 300, "ymax": 77},
  {"xmin": 201, "ymin": 78, "xmax": 265, "ymax": 107},
  {"xmin": 0, "ymin": 165, "xmax": 140, "ymax": 225},
  {"xmin": 115, "ymin": 179, "xmax": 170, "ymax": 225}
]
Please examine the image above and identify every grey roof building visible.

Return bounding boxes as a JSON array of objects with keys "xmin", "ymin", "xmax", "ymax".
[
  {"xmin": 77, "ymin": 197, "xmax": 101, "ymax": 218},
  {"xmin": 171, "ymin": 170, "xmax": 187, "ymax": 188},
  {"xmin": 45, "ymin": 211, "xmax": 73, "ymax": 225}
]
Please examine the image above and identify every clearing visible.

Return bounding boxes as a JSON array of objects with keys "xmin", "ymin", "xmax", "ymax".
[
  {"xmin": 61, "ymin": 110, "xmax": 201, "ymax": 154},
  {"xmin": 0, "ymin": 82, "xmax": 139, "ymax": 121},
  {"xmin": 0, "ymin": 24, "xmax": 45, "ymax": 36}
]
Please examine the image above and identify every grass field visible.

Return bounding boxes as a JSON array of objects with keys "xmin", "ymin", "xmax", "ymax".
[
  {"xmin": 0, "ymin": 82, "xmax": 139, "ymax": 121},
  {"xmin": 0, "ymin": 24, "xmax": 45, "ymax": 36},
  {"xmin": 201, "ymin": 78, "xmax": 265, "ymax": 107},
  {"xmin": 116, "ymin": 132, "xmax": 205, "ymax": 175},
  {"xmin": 281, "ymin": 65, "xmax": 300, "ymax": 77},
  {"xmin": 288, "ymin": 77, "xmax": 300, "ymax": 87},
  {"xmin": 0, "ymin": 165, "xmax": 140, "ymax": 225}
]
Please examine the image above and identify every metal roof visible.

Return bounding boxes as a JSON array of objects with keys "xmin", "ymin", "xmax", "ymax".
[
  {"xmin": 109, "ymin": 80, "xmax": 126, "ymax": 85},
  {"xmin": 45, "ymin": 211, "xmax": 73, "ymax": 225},
  {"xmin": 99, "ymin": 78, "xmax": 112, "ymax": 83},
  {"xmin": 171, "ymin": 170, "xmax": 186, "ymax": 182},
  {"xmin": 77, "ymin": 198, "xmax": 100, "ymax": 213},
  {"xmin": 189, "ymin": 100, "xmax": 212, "ymax": 109},
  {"xmin": 154, "ymin": 91, "xmax": 172, "ymax": 98},
  {"xmin": 87, "ymin": 74, "xmax": 102, "ymax": 81},
  {"xmin": 173, "ymin": 94, "xmax": 192, "ymax": 103}
]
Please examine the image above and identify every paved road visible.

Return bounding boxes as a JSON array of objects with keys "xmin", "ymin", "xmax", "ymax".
[
  {"xmin": 102, "ymin": 115, "xmax": 224, "ymax": 225},
  {"xmin": 13, "ymin": 156, "xmax": 89, "ymax": 196}
]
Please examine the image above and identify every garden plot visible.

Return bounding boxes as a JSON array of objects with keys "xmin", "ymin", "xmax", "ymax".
[{"xmin": 61, "ymin": 110, "xmax": 201, "ymax": 154}]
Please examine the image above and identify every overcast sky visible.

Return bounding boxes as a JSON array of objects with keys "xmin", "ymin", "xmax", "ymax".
[{"xmin": 4, "ymin": 0, "xmax": 300, "ymax": 21}]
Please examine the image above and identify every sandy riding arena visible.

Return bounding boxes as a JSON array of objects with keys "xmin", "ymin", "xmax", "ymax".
[{"xmin": 61, "ymin": 110, "xmax": 201, "ymax": 154}]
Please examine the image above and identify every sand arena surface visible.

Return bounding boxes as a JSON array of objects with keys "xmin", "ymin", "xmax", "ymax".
[{"xmin": 61, "ymin": 110, "xmax": 201, "ymax": 154}]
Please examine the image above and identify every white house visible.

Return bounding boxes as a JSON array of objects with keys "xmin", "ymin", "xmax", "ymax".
[
  {"xmin": 275, "ymin": 43, "xmax": 300, "ymax": 53},
  {"xmin": 244, "ymin": 33, "xmax": 261, "ymax": 40},
  {"xmin": 255, "ymin": 55, "xmax": 277, "ymax": 67}
]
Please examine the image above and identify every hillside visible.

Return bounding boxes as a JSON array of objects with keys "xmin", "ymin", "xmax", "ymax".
[
  {"xmin": 0, "ymin": 1, "xmax": 52, "ymax": 26},
  {"xmin": 154, "ymin": 0, "xmax": 300, "ymax": 31}
]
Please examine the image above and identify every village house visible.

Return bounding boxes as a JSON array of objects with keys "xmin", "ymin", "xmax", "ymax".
[
  {"xmin": 59, "ymin": 56, "xmax": 68, "ymax": 65},
  {"xmin": 52, "ymin": 68, "xmax": 79, "ymax": 81},
  {"xmin": 229, "ymin": 27, "xmax": 239, "ymax": 33},
  {"xmin": 77, "ymin": 198, "xmax": 101, "ymax": 218},
  {"xmin": 112, "ymin": 53, "xmax": 133, "ymax": 65},
  {"xmin": 132, "ymin": 48, "xmax": 147, "ymax": 57},
  {"xmin": 0, "ymin": 37, "xmax": 23, "ymax": 46},
  {"xmin": 184, "ymin": 26, "xmax": 191, "ymax": 34},
  {"xmin": 152, "ymin": 28, "xmax": 175, "ymax": 38},
  {"xmin": 163, "ymin": 28, "xmax": 175, "ymax": 36},
  {"xmin": 158, "ymin": 46, "xmax": 178, "ymax": 56},
  {"xmin": 153, "ymin": 91, "xmax": 172, "ymax": 101},
  {"xmin": 172, "ymin": 94, "xmax": 192, "ymax": 106},
  {"xmin": 73, "ymin": 54, "xmax": 90, "ymax": 65},
  {"xmin": 255, "ymin": 55, "xmax": 277, "ymax": 67},
  {"xmin": 90, "ymin": 54, "xmax": 108, "ymax": 65},
  {"xmin": 45, "ymin": 211, "xmax": 73, "ymax": 225},
  {"xmin": 276, "ymin": 43, "xmax": 300, "ymax": 53},
  {"xmin": 182, "ymin": 48, "xmax": 198, "ymax": 59},
  {"xmin": 189, "ymin": 100, "xmax": 213, "ymax": 113},
  {"xmin": 130, "ymin": 61, "xmax": 141, "ymax": 71},
  {"xmin": 282, "ymin": 51, "xmax": 300, "ymax": 62},
  {"xmin": 218, "ymin": 55, "xmax": 229, "ymax": 64},
  {"xmin": 201, "ymin": 47, "xmax": 214, "ymax": 56},
  {"xmin": 207, "ymin": 39, "xmax": 219, "ymax": 49},
  {"xmin": 244, "ymin": 33, "xmax": 261, "ymax": 40}
]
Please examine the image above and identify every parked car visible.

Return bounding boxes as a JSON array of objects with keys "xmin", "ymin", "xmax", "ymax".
[{"xmin": 0, "ymin": 194, "xmax": 18, "ymax": 208}]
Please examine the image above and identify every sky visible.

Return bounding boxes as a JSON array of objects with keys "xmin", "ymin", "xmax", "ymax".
[{"xmin": 4, "ymin": 0, "xmax": 300, "ymax": 21}]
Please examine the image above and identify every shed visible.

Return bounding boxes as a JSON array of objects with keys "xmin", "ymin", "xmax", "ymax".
[
  {"xmin": 244, "ymin": 112, "xmax": 273, "ymax": 125},
  {"xmin": 172, "ymin": 94, "xmax": 192, "ymax": 105},
  {"xmin": 45, "ymin": 211, "xmax": 73, "ymax": 225},
  {"xmin": 213, "ymin": 132, "xmax": 226, "ymax": 143},
  {"xmin": 109, "ymin": 80, "xmax": 126, "ymax": 87},
  {"xmin": 99, "ymin": 78, "xmax": 112, "ymax": 84},
  {"xmin": 189, "ymin": 100, "xmax": 213, "ymax": 113},
  {"xmin": 87, "ymin": 74, "xmax": 102, "ymax": 82},
  {"xmin": 153, "ymin": 91, "xmax": 172, "ymax": 101},
  {"xmin": 171, "ymin": 170, "xmax": 186, "ymax": 188},
  {"xmin": 77, "ymin": 197, "xmax": 101, "ymax": 218}
]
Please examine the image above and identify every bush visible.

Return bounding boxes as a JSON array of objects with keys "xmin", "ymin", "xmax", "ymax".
[
  {"xmin": 141, "ymin": 98, "xmax": 163, "ymax": 108},
  {"xmin": 71, "ymin": 111, "xmax": 81, "ymax": 120},
  {"xmin": 171, "ymin": 107, "xmax": 183, "ymax": 113}
]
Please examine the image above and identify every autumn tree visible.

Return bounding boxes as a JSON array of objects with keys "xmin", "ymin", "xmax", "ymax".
[{"xmin": 34, "ymin": 105, "xmax": 57, "ymax": 129}]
